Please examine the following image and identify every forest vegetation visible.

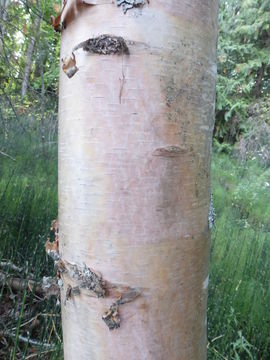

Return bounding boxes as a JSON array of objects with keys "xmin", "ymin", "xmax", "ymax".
[{"xmin": 0, "ymin": 0, "xmax": 269, "ymax": 358}]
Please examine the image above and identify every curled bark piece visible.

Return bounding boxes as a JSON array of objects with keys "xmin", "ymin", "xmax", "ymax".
[
  {"xmin": 51, "ymin": 0, "xmax": 102, "ymax": 32},
  {"xmin": 46, "ymin": 218, "xmax": 60, "ymax": 260},
  {"xmin": 50, "ymin": 0, "xmax": 67, "ymax": 32},
  {"xmin": 50, "ymin": 218, "xmax": 59, "ymax": 234},
  {"xmin": 62, "ymin": 53, "xmax": 79, "ymax": 78},
  {"xmin": 73, "ymin": 34, "xmax": 129, "ymax": 55},
  {"xmin": 45, "ymin": 239, "xmax": 60, "ymax": 261}
]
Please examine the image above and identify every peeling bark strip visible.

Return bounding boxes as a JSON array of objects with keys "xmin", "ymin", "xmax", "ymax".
[
  {"xmin": 50, "ymin": 0, "xmax": 67, "ymax": 32},
  {"xmin": 102, "ymin": 289, "xmax": 140, "ymax": 330},
  {"xmin": 116, "ymin": 0, "xmax": 149, "ymax": 14},
  {"xmin": 152, "ymin": 145, "xmax": 188, "ymax": 157},
  {"xmin": 45, "ymin": 218, "xmax": 59, "ymax": 260},
  {"xmin": 45, "ymin": 219, "xmax": 141, "ymax": 329},
  {"xmin": 102, "ymin": 303, "xmax": 121, "ymax": 330},
  {"xmin": 62, "ymin": 35, "xmax": 129, "ymax": 78},
  {"xmin": 51, "ymin": 0, "xmax": 105, "ymax": 32}
]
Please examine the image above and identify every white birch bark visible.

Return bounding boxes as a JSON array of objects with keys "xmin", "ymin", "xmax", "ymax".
[{"xmin": 59, "ymin": 1, "xmax": 218, "ymax": 358}]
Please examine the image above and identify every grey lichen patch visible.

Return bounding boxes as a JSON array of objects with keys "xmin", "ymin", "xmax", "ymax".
[
  {"xmin": 73, "ymin": 34, "xmax": 129, "ymax": 55},
  {"xmin": 152, "ymin": 145, "xmax": 188, "ymax": 157},
  {"xmin": 116, "ymin": 0, "xmax": 149, "ymax": 14},
  {"xmin": 67, "ymin": 263, "xmax": 106, "ymax": 298},
  {"xmin": 72, "ymin": 285, "xmax": 80, "ymax": 296}
]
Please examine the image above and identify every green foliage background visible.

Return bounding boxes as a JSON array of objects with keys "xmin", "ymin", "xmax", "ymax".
[{"xmin": 216, "ymin": 0, "xmax": 270, "ymax": 143}]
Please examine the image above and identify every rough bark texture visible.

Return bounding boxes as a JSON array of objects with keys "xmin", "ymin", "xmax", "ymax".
[{"xmin": 58, "ymin": 1, "xmax": 218, "ymax": 359}]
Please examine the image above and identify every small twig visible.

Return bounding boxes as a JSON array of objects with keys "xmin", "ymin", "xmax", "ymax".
[
  {"xmin": 0, "ymin": 261, "xmax": 23, "ymax": 273},
  {"xmin": 25, "ymin": 349, "xmax": 56, "ymax": 359},
  {"xmin": 0, "ymin": 150, "xmax": 16, "ymax": 161},
  {"xmin": 207, "ymin": 342, "xmax": 228, "ymax": 360},
  {"xmin": 0, "ymin": 331, "xmax": 56, "ymax": 349},
  {"xmin": 51, "ymin": 318, "xmax": 62, "ymax": 343},
  {"xmin": 11, "ymin": 313, "xmax": 61, "ymax": 331},
  {"xmin": 211, "ymin": 334, "xmax": 224, "ymax": 343},
  {"xmin": 11, "ymin": 315, "xmax": 39, "ymax": 331},
  {"xmin": 0, "ymin": 271, "xmax": 59, "ymax": 298},
  {"xmin": 0, "ymin": 261, "xmax": 35, "ymax": 279}
]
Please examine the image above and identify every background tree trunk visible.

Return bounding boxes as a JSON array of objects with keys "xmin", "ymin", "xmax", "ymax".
[
  {"xmin": 0, "ymin": 0, "xmax": 9, "ymax": 53},
  {"xmin": 21, "ymin": 7, "xmax": 41, "ymax": 98},
  {"xmin": 58, "ymin": 1, "xmax": 218, "ymax": 359}
]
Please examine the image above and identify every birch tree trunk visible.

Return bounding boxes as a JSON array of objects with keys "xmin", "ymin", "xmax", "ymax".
[{"xmin": 58, "ymin": 1, "xmax": 218, "ymax": 359}]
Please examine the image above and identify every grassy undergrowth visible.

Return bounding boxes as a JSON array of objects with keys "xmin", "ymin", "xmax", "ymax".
[
  {"xmin": 0, "ymin": 137, "xmax": 269, "ymax": 358},
  {"xmin": 208, "ymin": 153, "xmax": 270, "ymax": 359},
  {"xmin": 0, "ymin": 134, "xmax": 60, "ymax": 359}
]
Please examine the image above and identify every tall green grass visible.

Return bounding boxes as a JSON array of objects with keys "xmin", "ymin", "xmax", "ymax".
[
  {"xmin": 208, "ymin": 153, "xmax": 270, "ymax": 359},
  {"xmin": 0, "ymin": 135, "xmax": 57, "ymax": 276},
  {"xmin": 0, "ymin": 130, "xmax": 60, "ymax": 358}
]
